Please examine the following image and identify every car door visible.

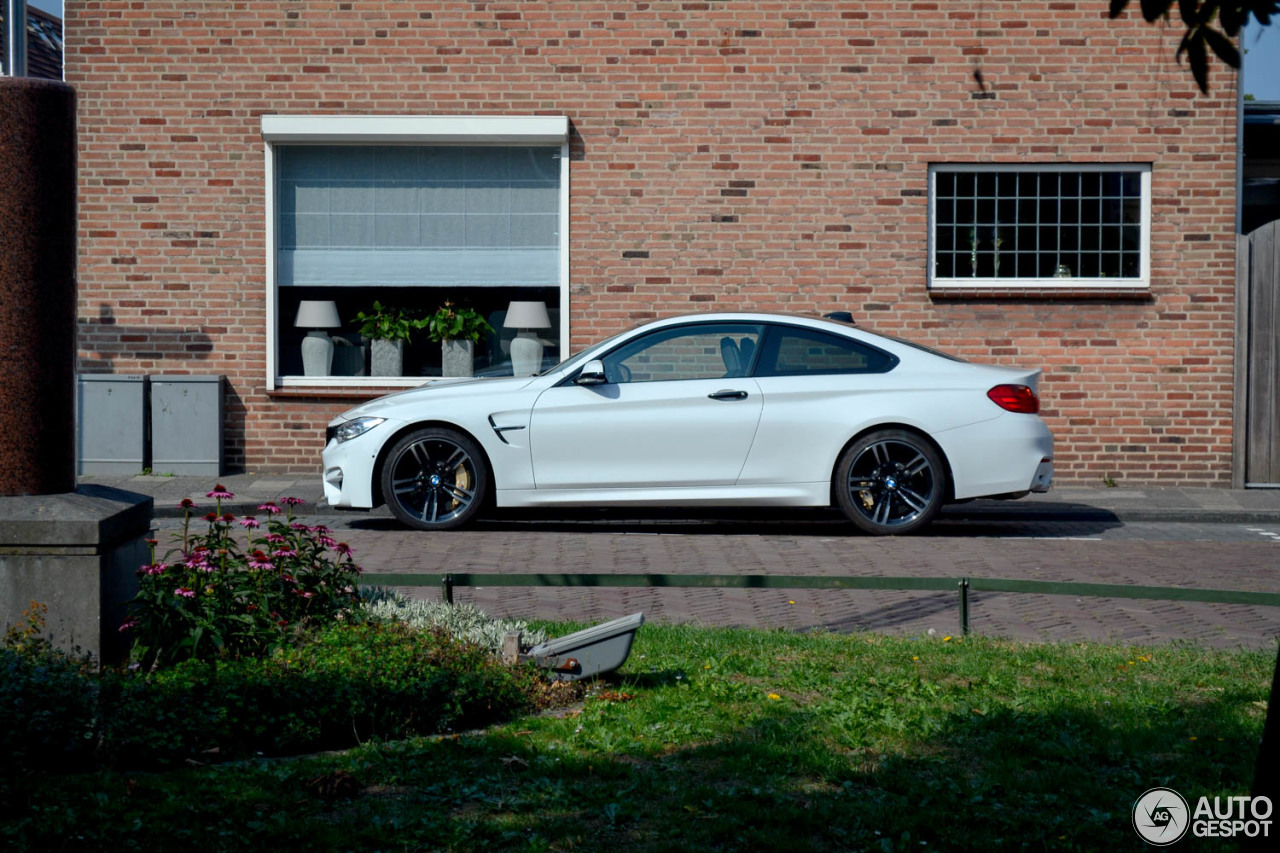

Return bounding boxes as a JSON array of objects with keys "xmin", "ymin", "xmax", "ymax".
[
  {"xmin": 529, "ymin": 322, "xmax": 765, "ymax": 489},
  {"xmin": 737, "ymin": 324, "xmax": 902, "ymax": 485}
]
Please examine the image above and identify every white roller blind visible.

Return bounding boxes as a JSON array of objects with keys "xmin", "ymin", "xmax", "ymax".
[{"xmin": 276, "ymin": 145, "xmax": 560, "ymax": 286}]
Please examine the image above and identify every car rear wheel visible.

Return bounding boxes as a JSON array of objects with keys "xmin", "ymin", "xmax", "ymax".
[
  {"xmin": 381, "ymin": 428, "xmax": 488, "ymax": 531},
  {"xmin": 835, "ymin": 430, "xmax": 946, "ymax": 536}
]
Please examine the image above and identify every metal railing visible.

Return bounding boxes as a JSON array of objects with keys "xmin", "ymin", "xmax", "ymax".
[{"xmin": 360, "ymin": 572, "xmax": 1280, "ymax": 636}]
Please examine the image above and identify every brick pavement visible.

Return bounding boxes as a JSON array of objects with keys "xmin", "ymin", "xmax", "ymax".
[
  {"xmin": 124, "ymin": 474, "xmax": 1280, "ymax": 648},
  {"xmin": 329, "ymin": 518, "xmax": 1280, "ymax": 649}
]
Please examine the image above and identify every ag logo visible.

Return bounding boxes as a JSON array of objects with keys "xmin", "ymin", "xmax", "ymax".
[{"xmin": 1133, "ymin": 787, "xmax": 1191, "ymax": 846}]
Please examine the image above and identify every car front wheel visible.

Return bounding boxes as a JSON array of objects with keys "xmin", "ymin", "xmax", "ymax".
[
  {"xmin": 381, "ymin": 428, "xmax": 488, "ymax": 531},
  {"xmin": 835, "ymin": 430, "xmax": 946, "ymax": 536}
]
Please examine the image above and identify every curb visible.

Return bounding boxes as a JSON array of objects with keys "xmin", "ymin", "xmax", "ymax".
[
  {"xmin": 942, "ymin": 503, "xmax": 1280, "ymax": 525},
  {"xmin": 145, "ymin": 501, "xmax": 1280, "ymax": 526},
  {"xmin": 151, "ymin": 500, "xmax": 324, "ymax": 520}
]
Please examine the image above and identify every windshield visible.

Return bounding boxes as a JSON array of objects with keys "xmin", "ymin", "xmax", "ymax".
[{"xmin": 539, "ymin": 328, "xmax": 632, "ymax": 376}]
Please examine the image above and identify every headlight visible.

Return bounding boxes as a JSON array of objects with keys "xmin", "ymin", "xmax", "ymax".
[{"xmin": 334, "ymin": 417, "xmax": 385, "ymax": 444}]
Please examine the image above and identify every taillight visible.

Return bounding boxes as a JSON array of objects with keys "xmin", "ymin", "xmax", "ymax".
[{"xmin": 987, "ymin": 384, "xmax": 1039, "ymax": 414}]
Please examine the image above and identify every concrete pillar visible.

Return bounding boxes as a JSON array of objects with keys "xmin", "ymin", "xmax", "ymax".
[
  {"xmin": 0, "ymin": 77, "xmax": 151, "ymax": 663},
  {"xmin": 0, "ymin": 76, "xmax": 76, "ymax": 496}
]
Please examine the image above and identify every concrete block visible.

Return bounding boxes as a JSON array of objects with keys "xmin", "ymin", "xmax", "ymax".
[{"xmin": 0, "ymin": 485, "xmax": 152, "ymax": 663}]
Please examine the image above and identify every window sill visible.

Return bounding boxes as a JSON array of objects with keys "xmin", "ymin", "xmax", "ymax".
[
  {"xmin": 267, "ymin": 377, "xmax": 429, "ymax": 400},
  {"xmin": 928, "ymin": 283, "xmax": 1152, "ymax": 301}
]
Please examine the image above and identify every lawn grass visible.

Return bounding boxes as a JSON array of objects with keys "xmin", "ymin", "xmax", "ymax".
[{"xmin": 5, "ymin": 624, "xmax": 1272, "ymax": 852}]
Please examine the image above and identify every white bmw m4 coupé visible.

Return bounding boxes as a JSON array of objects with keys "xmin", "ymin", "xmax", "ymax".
[{"xmin": 322, "ymin": 313, "xmax": 1053, "ymax": 535}]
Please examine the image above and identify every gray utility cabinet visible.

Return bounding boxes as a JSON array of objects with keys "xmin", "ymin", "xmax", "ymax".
[
  {"xmin": 77, "ymin": 375, "xmax": 147, "ymax": 475},
  {"xmin": 150, "ymin": 375, "xmax": 224, "ymax": 476}
]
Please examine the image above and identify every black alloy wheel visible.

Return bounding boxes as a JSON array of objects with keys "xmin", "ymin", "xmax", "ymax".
[
  {"xmin": 834, "ymin": 429, "xmax": 947, "ymax": 535},
  {"xmin": 381, "ymin": 428, "xmax": 488, "ymax": 531}
]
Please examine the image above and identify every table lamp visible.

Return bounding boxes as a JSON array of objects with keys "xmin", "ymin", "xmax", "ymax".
[
  {"xmin": 295, "ymin": 300, "xmax": 341, "ymax": 376},
  {"xmin": 504, "ymin": 301, "xmax": 552, "ymax": 376}
]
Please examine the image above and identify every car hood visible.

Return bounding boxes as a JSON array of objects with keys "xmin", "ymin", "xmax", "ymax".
[{"xmin": 332, "ymin": 374, "xmax": 542, "ymax": 423}]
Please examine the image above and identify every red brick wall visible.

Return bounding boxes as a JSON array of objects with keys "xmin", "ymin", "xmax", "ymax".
[{"xmin": 66, "ymin": 1, "xmax": 1239, "ymax": 483}]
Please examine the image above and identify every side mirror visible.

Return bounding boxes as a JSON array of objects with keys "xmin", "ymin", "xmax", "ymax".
[{"xmin": 574, "ymin": 359, "xmax": 608, "ymax": 386}]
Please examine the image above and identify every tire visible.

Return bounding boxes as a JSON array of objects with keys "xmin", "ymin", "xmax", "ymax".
[
  {"xmin": 381, "ymin": 428, "xmax": 488, "ymax": 531},
  {"xmin": 834, "ymin": 429, "xmax": 947, "ymax": 536}
]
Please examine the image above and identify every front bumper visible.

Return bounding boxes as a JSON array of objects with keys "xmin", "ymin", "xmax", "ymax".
[{"xmin": 321, "ymin": 417, "xmax": 402, "ymax": 509}]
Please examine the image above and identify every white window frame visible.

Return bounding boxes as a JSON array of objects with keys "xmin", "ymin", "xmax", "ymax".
[
  {"xmin": 262, "ymin": 115, "xmax": 571, "ymax": 390},
  {"xmin": 927, "ymin": 163, "xmax": 1152, "ymax": 291}
]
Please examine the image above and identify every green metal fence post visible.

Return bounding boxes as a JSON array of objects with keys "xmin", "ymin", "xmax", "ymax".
[{"xmin": 959, "ymin": 577, "xmax": 970, "ymax": 636}]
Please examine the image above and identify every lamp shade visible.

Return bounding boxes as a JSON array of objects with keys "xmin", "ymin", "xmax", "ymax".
[
  {"xmin": 294, "ymin": 300, "xmax": 341, "ymax": 329},
  {"xmin": 503, "ymin": 301, "xmax": 551, "ymax": 329}
]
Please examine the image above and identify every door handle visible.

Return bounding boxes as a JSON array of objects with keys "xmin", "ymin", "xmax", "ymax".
[{"xmin": 708, "ymin": 390, "xmax": 749, "ymax": 401}]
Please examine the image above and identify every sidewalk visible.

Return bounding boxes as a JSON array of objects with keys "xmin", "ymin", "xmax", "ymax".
[{"xmin": 75, "ymin": 472, "xmax": 1280, "ymax": 524}]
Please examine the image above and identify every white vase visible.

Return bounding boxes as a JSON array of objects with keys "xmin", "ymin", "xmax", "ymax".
[
  {"xmin": 370, "ymin": 339, "xmax": 404, "ymax": 377},
  {"xmin": 442, "ymin": 339, "xmax": 474, "ymax": 377}
]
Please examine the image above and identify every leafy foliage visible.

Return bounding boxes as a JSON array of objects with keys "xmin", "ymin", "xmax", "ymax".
[
  {"xmin": 423, "ymin": 302, "xmax": 494, "ymax": 343},
  {"xmin": 0, "ymin": 605, "xmax": 98, "ymax": 783},
  {"xmin": 125, "ymin": 489, "xmax": 364, "ymax": 668},
  {"xmin": 1109, "ymin": 0, "xmax": 1278, "ymax": 91},
  {"xmin": 362, "ymin": 589, "xmax": 548, "ymax": 652},
  {"xmin": 351, "ymin": 300, "xmax": 424, "ymax": 343},
  {"xmin": 100, "ymin": 621, "xmax": 533, "ymax": 768}
]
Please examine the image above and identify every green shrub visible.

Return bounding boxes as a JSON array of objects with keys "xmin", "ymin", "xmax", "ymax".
[
  {"xmin": 0, "ymin": 605, "xmax": 99, "ymax": 790},
  {"xmin": 125, "ymin": 488, "xmax": 364, "ymax": 668},
  {"xmin": 0, "ymin": 648, "xmax": 98, "ymax": 776},
  {"xmin": 361, "ymin": 589, "xmax": 548, "ymax": 653},
  {"xmin": 101, "ymin": 621, "xmax": 533, "ymax": 767}
]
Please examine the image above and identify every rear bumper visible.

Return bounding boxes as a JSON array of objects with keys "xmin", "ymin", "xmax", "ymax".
[
  {"xmin": 1031, "ymin": 457, "xmax": 1053, "ymax": 493},
  {"xmin": 937, "ymin": 414, "xmax": 1054, "ymax": 500}
]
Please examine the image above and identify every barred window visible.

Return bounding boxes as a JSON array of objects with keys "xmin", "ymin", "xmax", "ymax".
[{"xmin": 929, "ymin": 165, "xmax": 1150, "ymax": 289}]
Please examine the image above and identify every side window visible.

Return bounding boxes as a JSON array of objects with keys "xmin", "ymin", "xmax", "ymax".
[
  {"xmin": 601, "ymin": 323, "xmax": 764, "ymax": 383},
  {"xmin": 755, "ymin": 327, "xmax": 897, "ymax": 377}
]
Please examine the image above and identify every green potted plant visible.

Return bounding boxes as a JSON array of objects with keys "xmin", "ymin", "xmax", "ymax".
[
  {"xmin": 352, "ymin": 300, "xmax": 422, "ymax": 377},
  {"xmin": 424, "ymin": 303, "xmax": 493, "ymax": 378}
]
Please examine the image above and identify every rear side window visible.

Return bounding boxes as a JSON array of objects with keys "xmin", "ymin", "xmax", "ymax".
[{"xmin": 754, "ymin": 326, "xmax": 898, "ymax": 377}]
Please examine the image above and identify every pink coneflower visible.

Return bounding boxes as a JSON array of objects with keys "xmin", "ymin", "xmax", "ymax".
[
  {"xmin": 175, "ymin": 587, "xmax": 196, "ymax": 598},
  {"xmin": 247, "ymin": 550, "xmax": 275, "ymax": 571},
  {"xmin": 221, "ymin": 513, "xmax": 236, "ymax": 523},
  {"xmin": 299, "ymin": 591, "xmax": 314, "ymax": 599},
  {"xmin": 206, "ymin": 485, "xmax": 234, "ymax": 499},
  {"xmin": 257, "ymin": 502, "xmax": 282, "ymax": 515},
  {"xmin": 139, "ymin": 562, "xmax": 168, "ymax": 576},
  {"xmin": 264, "ymin": 533, "xmax": 286, "ymax": 544},
  {"xmin": 145, "ymin": 538, "xmax": 159, "ymax": 547},
  {"xmin": 203, "ymin": 512, "xmax": 218, "ymax": 523},
  {"xmin": 308, "ymin": 524, "xmax": 331, "ymax": 535},
  {"xmin": 318, "ymin": 535, "xmax": 338, "ymax": 549},
  {"xmin": 239, "ymin": 517, "xmax": 260, "ymax": 529},
  {"xmin": 333, "ymin": 542, "xmax": 355, "ymax": 558},
  {"xmin": 281, "ymin": 496, "xmax": 305, "ymax": 507},
  {"xmin": 118, "ymin": 619, "xmax": 137, "ymax": 632},
  {"xmin": 290, "ymin": 522, "xmax": 309, "ymax": 532},
  {"xmin": 184, "ymin": 553, "xmax": 212, "ymax": 572},
  {"xmin": 271, "ymin": 548, "xmax": 298, "ymax": 559},
  {"xmin": 179, "ymin": 498, "xmax": 197, "ymax": 510}
]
